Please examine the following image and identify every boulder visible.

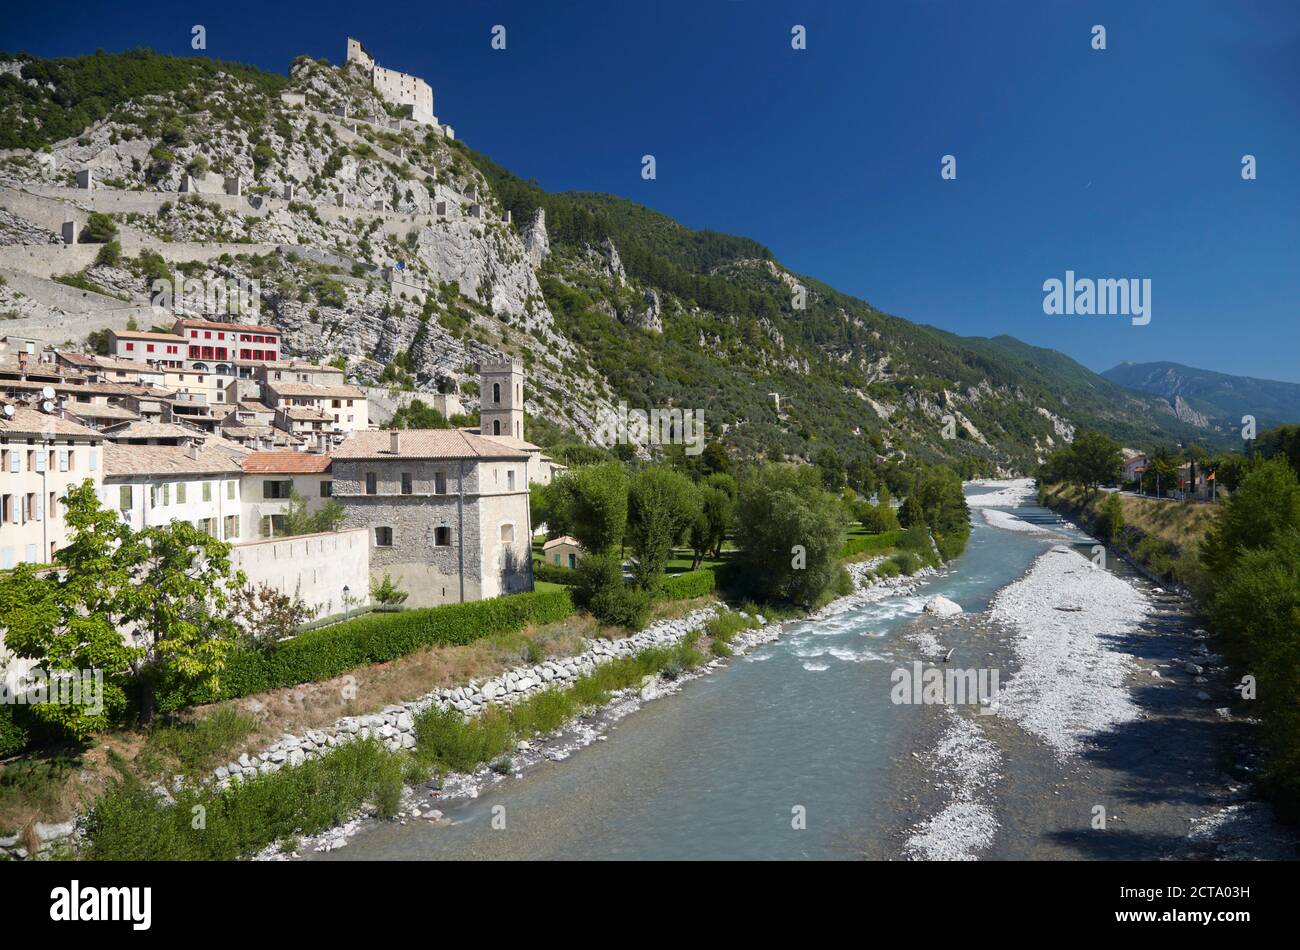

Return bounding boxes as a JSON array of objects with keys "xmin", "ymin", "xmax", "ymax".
[{"xmin": 922, "ymin": 596, "xmax": 963, "ymax": 618}]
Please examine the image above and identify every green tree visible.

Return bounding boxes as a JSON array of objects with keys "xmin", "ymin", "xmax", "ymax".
[
  {"xmin": 898, "ymin": 490, "xmax": 926, "ymax": 530},
  {"xmin": 127, "ymin": 519, "xmax": 245, "ymax": 721},
  {"xmin": 277, "ymin": 492, "xmax": 346, "ymax": 537},
  {"xmin": 0, "ymin": 482, "xmax": 138, "ymax": 737},
  {"xmin": 82, "ymin": 212, "xmax": 118, "ymax": 244},
  {"xmin": 913, "ymin": 466, "xmax": 971, "ymax": 560},
  {"xmin": 1201, "ymin": 458, "xmax": 1300, "ymax": 597},
  {"xmin": 813, "ymin": 447, "xmax": 846, "ymax": 492},
  {"xmin": 689, "ymin": 483, "xmax": 735, "ymax": 567},
  {"xmin": 625, "ymin": 467, "xmax": 699, "ymax": 588},
  {"xmin": 571, "ymin": 551, "xmax": 649, "ymax": 630},
  {"xmin": 387, "ymin": 399, "xmax": 450, "ymax": 430},
  {"xmin": 551, "ymin": 462, "xmax": 629, "ymax": 554},
  {"xmin": 370, "ymin": 574, "xmax": 409, "ymax": 607},
  {"xmin": 733, "ymin": 464, "xmax": 844, "ymax": 606},
  {"xmin": 1069, "ymin": 430, "xmax": 1123, "ymax": 492}
]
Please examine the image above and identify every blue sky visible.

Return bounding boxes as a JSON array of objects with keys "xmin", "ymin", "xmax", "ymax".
[{"xmin": 4, "ymin": 1, "xmax": 1298, "ymax": 381}]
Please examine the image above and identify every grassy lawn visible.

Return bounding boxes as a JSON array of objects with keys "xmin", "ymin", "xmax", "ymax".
[{"xmin": 842, "ymin": 527, "xmax": 905, "ymax": 561}]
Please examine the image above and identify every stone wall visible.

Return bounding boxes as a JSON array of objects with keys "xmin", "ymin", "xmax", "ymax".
[{"xmin": 231, "ymin": 527, "xmax": 371, "ymax": 618}]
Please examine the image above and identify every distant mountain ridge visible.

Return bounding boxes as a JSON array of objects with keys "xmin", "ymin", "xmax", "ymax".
[{"xmin": 1101, "ymin": 361, "xmax": 1300, "ymax": 433}]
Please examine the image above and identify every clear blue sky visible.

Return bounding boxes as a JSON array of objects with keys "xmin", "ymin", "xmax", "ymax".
[{"xmin": 4, "ymin": 1, "xmax": 1298, "ymax": 380}]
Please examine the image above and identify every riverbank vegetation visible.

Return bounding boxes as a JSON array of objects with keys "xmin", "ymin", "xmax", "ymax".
[{"xmin": 1040, "ymin": 424, "xmax": 1300, "ymax": 820}]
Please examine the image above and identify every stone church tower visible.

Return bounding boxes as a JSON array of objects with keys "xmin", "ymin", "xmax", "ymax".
[{"xmin": 479, "ymin": 360, "xmax": 525, "ymax": 440}]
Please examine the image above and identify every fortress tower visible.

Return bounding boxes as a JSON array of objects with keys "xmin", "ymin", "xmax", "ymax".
[
  {"xmin": 479, "ymin": 360, "xmax": 525, "ymax": 441},
  {"xmin": 345, "ymin": 37, "xmax": 374, "ymax": 71},
  {"xmin": 344, "ymin": 36, "xmax": 435, "ymax": 126}
]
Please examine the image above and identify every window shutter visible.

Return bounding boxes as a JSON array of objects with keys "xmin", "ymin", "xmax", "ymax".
[
  {"xmin": 35, "ymin": 494, "xmax": 43, "ymax": 521},
  {"xmin": 89, "ymin": 448, "xmax": 98, "ymax": 471},
  {"xmin": 59, "ymin": 449, "xmax": 69, "ymax": 472},
  {"xmin": 35, "ymin": 452, "xmax": 46, "ymax": 473},
  {"xmin": 9, "ymin": 453, "xmax": 18, "ymax": 474}
]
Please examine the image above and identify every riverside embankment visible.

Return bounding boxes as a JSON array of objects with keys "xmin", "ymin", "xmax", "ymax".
[{"xmin": 308, "ymin": 480, "xmax": 1295, "ymax": 861}]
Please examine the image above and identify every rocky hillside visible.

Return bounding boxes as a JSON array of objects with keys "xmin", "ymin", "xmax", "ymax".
[{"xmin": 0, "ymin": 48, "xmax": 1222, "ymax": 473}]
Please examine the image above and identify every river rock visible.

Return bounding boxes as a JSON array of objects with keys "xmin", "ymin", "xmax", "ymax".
[{"xmin": 923, "ymin": 596, "xmax": 963, "ymax": 617}]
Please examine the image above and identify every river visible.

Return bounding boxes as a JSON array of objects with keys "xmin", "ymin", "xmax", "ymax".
[{"xmin": 310, "ymin": 483, "xmax": 1192, "ymax": 860}]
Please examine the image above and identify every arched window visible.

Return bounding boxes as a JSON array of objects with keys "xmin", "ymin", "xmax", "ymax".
[
  {"xmin": 492, "ymin": 382, "xmax": 501, "ymax": 404},
  {"xmin": 492, "ymin": 419, "xmax": 501, "ymax": 435}
]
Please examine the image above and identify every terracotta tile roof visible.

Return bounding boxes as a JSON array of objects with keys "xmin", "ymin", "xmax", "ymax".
[
  {"xmin": 65, "ymin": 403, "xmax": 141, "ymax": 422},
  {"xmin": 460, "ymin": 427, "xmax": 541, "ymax": 451},
  {"xmin": 103, "ymin": 443, "xmax": 244, "ymax": 477},
  {"xmin": 542, "ymin": 536, "xmax": 581, "ymax": 550},
  {"xmin": 221, "ymin": 425, "xmax": 305, "ymax": 446},
  {"xmin": 333, "ymin": 429, "xmax": 529, "ymax": 460},
  {"xmin": 0, "ymin": 405, "xmax": 102, "ymax": 438},
  {"xmin": 266, "ymin": 382, "xmax": 367, "ymax": 399},
  {"xmin": 242, "ymin": 451, "xmax": 332, "ymax": 474},
  {"xmin": 104, "ymin": 420, "xmax": 201, "ymax": 440},
  {"xmin": 280, "ymin": 406, "xmax": 334, "ymax": 421}
]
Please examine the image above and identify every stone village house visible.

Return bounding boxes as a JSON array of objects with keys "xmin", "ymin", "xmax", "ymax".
[{"xmin": 330, "ymin": 429, "xmax": 533, "ymax": 608}]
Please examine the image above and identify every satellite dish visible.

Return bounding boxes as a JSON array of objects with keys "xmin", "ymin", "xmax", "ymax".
[
  {"xmin": 41, "ymin": 401, "xmax": 54, "ymax": 413},
  {"xmin": 2, "ymin": 404, "xmax": 14, "ymax": 417},
  {"xmin": 41, "ymin": 386, "xmax": 55, "ymax": 400}
]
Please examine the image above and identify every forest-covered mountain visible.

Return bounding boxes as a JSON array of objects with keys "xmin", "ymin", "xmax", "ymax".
[
  {"xmin": 1103, "ymin": 361, "xmax": 1300, "ymax": 435},
  {"xmin": 0, "ymin": 48, "xmax": 1226, "ymax": 479}
]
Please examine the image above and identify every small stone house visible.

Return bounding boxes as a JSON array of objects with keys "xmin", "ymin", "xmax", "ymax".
[{"xmin": 543, "ymin": 536, "xmax": 582, "ymax": 570}]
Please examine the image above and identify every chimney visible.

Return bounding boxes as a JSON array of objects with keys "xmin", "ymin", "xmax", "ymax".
[
  {"xmin": 187, "ymin": 442, "xmax": 200, "ymax": 460},
  {"xmin": 390, "ymin": 430, "xmax": 401, "ymax": 455},
  {"xmin": 17, "ymin": 352, "xmax": 28, "ymax": 372}
]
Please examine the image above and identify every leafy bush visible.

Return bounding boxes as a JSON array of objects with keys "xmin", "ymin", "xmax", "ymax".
[
  {"xmin": 94, "ymin": 239, "xmax": 121, "ymax": 267},
  {"xmin": 890, "ymin": 552, "xmax": 923, "ymax": 576},
  {"xmin": 82, "ymin": 212, "xmax": 118, "ymax": 243},
  {"xmin": 0, "ymin": 705, "xmax": 31, "ymax": 757},
  {"xmin": 571, "ymin": 552, "xmax": 650, "ymax": 630},
  {"xmin": 533, "ymin": 560, "xmax": 578, "ymax": 585},
  {"xmin": 85, "ymin": 739, "xmax": 403, "ymax": 860},
  {"xmin": 1096, "ymin": 493, "xmax": 1125, "ymax": 543}
]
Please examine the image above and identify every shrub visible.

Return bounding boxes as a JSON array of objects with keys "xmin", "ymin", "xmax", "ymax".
[
  {"xmin": 413, "ymin": 705, "xmax": 512, "ymax": 774},
  {"xmin": 571, "ymin": 552, "xmax": 650, "ymax": 629},
  {"xmin": 85, "ymin": 739, "xmax": 405, "ymax": 860},
  {"xmin": 0, "ymin": 705, "xmax": 31, "ymax": 757},
  {"xmin": 890, "ymin": 552, "xmax": 922, "ymax": 576},
  {"xmin": 704, "ymin": 611, "xmax": 756, "ymax": 658},
  {"xmin": 82, "ymin": 212, "xmax": 118, "ymax": 243},
  {"xmin": 533, "ymin": 561, "xmax": 577, "ymax": 586},
  {"xmin": 94, "ymin": 239, "xmax": 121, "ymax": 267},
  {"xmin": 154, "ymin": 589, "xmax": 573, "ymax": 712},
  {"xmin": 1096, "ymin": 493, "xmax": 1125, "ymax": 543}
]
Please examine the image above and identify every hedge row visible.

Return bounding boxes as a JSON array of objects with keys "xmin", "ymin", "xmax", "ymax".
[
  {"xmin": 659, "ymin": 569, "xmax": 716, "ymax": 601},
  {"xmin": 532, "ymin": 561, "xmax": 578, "ymax": 585},
  {"xmin": 155, "ymin": 588, "xmax": 574, "ymax": 713}
]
